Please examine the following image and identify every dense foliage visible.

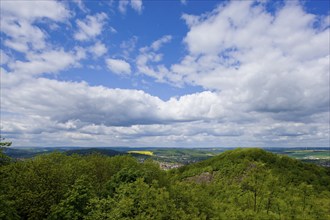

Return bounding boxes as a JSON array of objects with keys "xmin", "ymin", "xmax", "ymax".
[
  {"xmin": 1, "ymin": 148, "xmax": 329, "ymax": 219},
  {"xmin": 0, "ymin": 137, "xmax": 12, "ymax": 166}
]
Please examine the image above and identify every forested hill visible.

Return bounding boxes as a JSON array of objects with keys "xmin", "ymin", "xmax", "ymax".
[
  {"xmin": 65, "ymin": 148, "xmax": 124, "ymax": 156},
  {"xmin": 172, "ymin": 148, "xmax": 330, "ymax": 191},
  {"xmin": 1, "ymin": 148, "xmax": 329, "ymax": 219}
]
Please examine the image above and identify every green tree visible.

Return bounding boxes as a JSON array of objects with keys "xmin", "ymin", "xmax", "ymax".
[
  {"xmin": 87, "ymin": 178, "xmax": 190, "ymax": 220},
  {"xmin": 0, "ymin": 136, "xmax": 12, "ymax": 147},
  {"xmin": 240, "ymin": 162, "xmax": 272, "ymax": 212},
  {"xmin": 0, "ymin": 136, "xmax": 18, "ymax": 219},
  {"xmin": 0, "ymin": 136, "xmax": 12, "ymax": 166},
  {"xmin": 49, "ymin": 176, "xmax": 94, "ymax": 220}
]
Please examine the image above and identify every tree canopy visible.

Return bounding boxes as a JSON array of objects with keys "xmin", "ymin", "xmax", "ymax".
[{"xmin": 0, "ymin": 148, "xmax": 329, "ymax": 219}]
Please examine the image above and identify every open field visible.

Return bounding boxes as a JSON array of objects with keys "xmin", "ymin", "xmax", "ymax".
[
  {"xmin": 128, "ymin": 150, "xmax": 154, "ymax": 156},
  {"xmin": 3, "ymin": 147, "xmax": 329, "ymax": 167},
  {"xmin": 278, "ymin": 149, "xmax": 330, "ymax": 167},
  {"xmin": 282, "ymin": 150, "xmax": 330, "ymax": 159}
]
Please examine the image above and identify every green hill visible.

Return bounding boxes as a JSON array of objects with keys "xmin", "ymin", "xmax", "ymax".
[
  {"xmin": 172, "ymin": 148, "xmax": 330, "ymax": 219},
  {"xmin": 0, "ymin": 148, "xmax": 329, "ymax": 219},
  {"xmin": 173, "ymin": 148, "xmax": 330, "ymax": 190},
  {"xmin": 65, "ymin": 148, "xmax": 124, "ymax": 157}
]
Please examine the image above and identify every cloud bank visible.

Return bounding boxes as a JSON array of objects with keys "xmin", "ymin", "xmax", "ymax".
[{"xmin": 1, "ymin": 0, "xmax": 329, "ymax": 147}]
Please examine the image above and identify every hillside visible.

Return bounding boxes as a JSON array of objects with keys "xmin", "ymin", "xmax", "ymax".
[
  {"xmin": 173, "ymin": 148, "xmax": 330, "ymax": 190},
  {"xmin": 0, "ymin": 148, "xmax": 329, "ymax": 219},
  {"xmin": 65, "ymin": 148, "xmax": 124, "ymax": 157}
]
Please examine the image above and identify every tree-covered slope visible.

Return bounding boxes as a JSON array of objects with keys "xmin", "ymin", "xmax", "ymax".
[
  {"xmin": 1, "ymin": 148, "xmax": 329, "ymax": 219},
  {"xmin": 172, "ymin": 148, "xmax": 330, "ymax": 190},
  {"xmin": 170, "ymin": 148, "xmax": 330, "ymax": 219},
  {"xmin": 65, "ymin": 148, "xmax": 124, "ymax": 157}
]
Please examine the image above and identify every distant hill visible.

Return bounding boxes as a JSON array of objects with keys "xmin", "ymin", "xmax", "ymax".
[
  {"xmin": 3, "ymin": 147, "xmax": 83, "ymax": 159},
  {"xmin": 65, "ymin": 148, "xmax": 124, "ymax": 156},
  {"xmin": 65, "ymin": 148, "xmax": 153, "ymax": 161},
  {"xmin": 2, "ymin": 147, "xmax": 47, "ymax": 158},
  {"xmin": 3, "ymin": 146, "xmax": 329, "ymax": 167},
  {"xmin": 3, "ymin": 147, "xmax": 153, "ymax": 161}
]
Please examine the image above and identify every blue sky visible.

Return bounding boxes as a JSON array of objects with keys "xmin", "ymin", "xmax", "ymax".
[{"xmin": 1, "ymin": 0, "xmax": 329, "ymax": 148}]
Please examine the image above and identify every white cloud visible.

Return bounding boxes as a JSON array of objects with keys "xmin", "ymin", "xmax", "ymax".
[
  {"xmin": 137, "ymin": 1, "xmax": 329, "ymax": 121},
  {"xmin": 8, "ymin": 48, "xmax": 85, "ymax": 78},
  {"xmin": 0, "ymin": 50, "xmax": 10, "ymax": 65},
  {"xmin": 74, "ymin": 13, "xmax": 108, "ymax": 41},
  {"xmin": 109, "ymin": 26, "xmax": 118, "ymax": 33},
  {"xmin": 1, "ymin": 0, "xmax": 329, "ymax": 147},
  {"xmin": 106, "ymin": 58, "xmax": 131, "ymax": 75},
  {"xmin": 0, "ymin": 0, "xmax": 70, "ymax": 22},
  {"xmin": 151, "ymin": 35, "xmax": 172, "ymax": 51},
  {"xmin": 136, "ymin": 35, "xmax": 173, "ymax": 82},
  {"xmin": 1, "ymin": 18, "xmax": 46, "ymax": 52},
  {"xmin": 1, "ymin": 78, "xmax": 227, "ymax": 129},
  {"xmin": 89, "ymin": 42, "xmax": 107, "ymax": 58},
  {"xmin": 119, "ymin": 0, "xmax": 129, "ymax": 14},
  {"xmin": 0, "ymin": 78, "xmax": 243, "ymax": 130},
  {"xmin": 119, "ymin": 0, "xmax": 143, "ymax": 14},
  {"xmin": 120, "ymin": 36, "xmax": 138, "ymax": 58},
  {"xmin": 182, "ymin": 2, "xmax": 327, "ymax": 114},
  {"xmin": 0, "ymin": 0, "xmax": 70, "ymax": 53},
  {"xmin": 130, "ymin": 0, "xmax": 143, "ymax": 13},
  {"xmin": 139, "ymin": 35, "xmax": 172, "ymax": 53},
  {"xmin": 2, "ymin": 77, "xmax": 328, "ymax": 147},
  {"xmin": 72, "ymin": 0, "xmax": 88, "ymax": 12}
]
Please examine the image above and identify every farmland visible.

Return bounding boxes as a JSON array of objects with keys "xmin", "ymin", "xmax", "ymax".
[
  {"xmin": 3, "ymin": 146, "xmax": 329, "ymax": 167},
  {"xmin": 127, "ymin": 150, "xmax": 154, "ymax": 156}
]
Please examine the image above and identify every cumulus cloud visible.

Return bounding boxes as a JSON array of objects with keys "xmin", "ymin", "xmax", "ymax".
[
  {"xmin": 106, "ymin": 58, "xmax": 132, "ymax": 75},
  {"xmin": 0, "ymin": 50, "xmax": 10, "ymax": 65},
  {"xmin": 0, "ymin": 0, "xmax": 70, "ymax": 22},
  {"xmin": 130, "ymin": 0, "xmax": 143, "ymax": 13},
  {"xmin": 2, "ymin": 75, "xmax": 328, "ymax": 146},
  {"xmin": 74, "ymin": 13, "xmax": 108, "ymax": 41},
  {"xmin": 0, "ymin": 0, "xmax": 70, "ymax": 53},
  {"xmin": 3, "ymin": 80, "xmax": 319, "ymax": 147},
  {"xmin": 89, "ymin": 42, "xmax": 107, "ymax": 58},
  {"xmin": 6, "ymin": 49, "xmax": 83, "ymax": 77},
  {"xmin": 119, "ymin": 0, "xmax": 143, "ymax": 14},
  {"xmin": 1, "ymin": 0, "xmax": 329, "ymax": 147},
  {"xmin": 136, "ymin": 35, "xmax": 173, "ymax": 82},
  {"xmin": 1, "ymin": 18, "xmax": 46, "ymax": 52},
  {"xmin": 138, "ymin": 1, "xmax": 329, "ymax": 122},
  {"xmin": 2, "ymin": 79, "xmax": 222, "ymax": 128}
]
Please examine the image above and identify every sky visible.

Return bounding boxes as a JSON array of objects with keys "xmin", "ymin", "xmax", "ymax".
[{"xmin": 0, "ymin": 0, "xmax": 329, "ymax": 148}]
